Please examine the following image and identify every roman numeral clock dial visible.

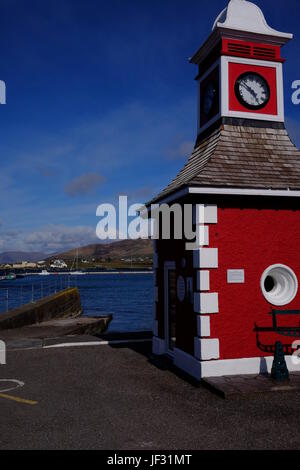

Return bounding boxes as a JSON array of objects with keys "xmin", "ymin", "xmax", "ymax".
[{"xmin": 235, "ymin": 72, "xmax": 270, "ymax": 110}]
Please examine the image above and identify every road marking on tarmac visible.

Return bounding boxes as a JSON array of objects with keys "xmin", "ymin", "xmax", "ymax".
[
  {"xmin": 7, "ymin": 339, "xmax": 152, "ymax": 352},
  {"xmin": 0, "ymin": 393, "xmax": 37, "ymax": 405},
  {"xmin": 44, "ymin": 339, "xmax": 151, "ymax": 349},
  {"xmin": 0, "ymin": 379, "xmax": 24, "ymax": 393},
  {"xmin": 0, "ymin": 379, "xmax": 37, "ymax": 405}
]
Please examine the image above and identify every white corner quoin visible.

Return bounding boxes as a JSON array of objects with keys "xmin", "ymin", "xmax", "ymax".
[
  {"xmin": 197, "ymin": 270, "xmax": 210, "ymax": 291},
  {"xmin": 194, "ymin": 292, "xmax": 219, "ymax": 314},
  {"xmin": 193, "ymin": 249, "xmax": 218, "ymax": 269},
  {"xmin": 194, "ymin": 338, "xmax": 220, "ymax": 361},
  {"xmin": 197, "ymin": 315, "xmax": 211, "ymax": 338}
]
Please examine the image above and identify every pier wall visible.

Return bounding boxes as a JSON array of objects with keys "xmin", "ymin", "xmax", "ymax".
[{"xmin": 0, "ymin": 288, "xmax": 82, "ymax": 330}]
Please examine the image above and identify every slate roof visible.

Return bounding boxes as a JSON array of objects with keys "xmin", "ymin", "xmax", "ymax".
[{"xmin": 150, "ymin": 124, "xmax": 300, "ymax": 204}]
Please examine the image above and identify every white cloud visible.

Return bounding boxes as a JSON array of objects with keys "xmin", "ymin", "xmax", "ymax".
[
  {"xmin": 0, "ymin": 224, "xmax": 99, "ymax": 254},
  {"xmin": 64, "ymin": 173, "xmax": 105, "ymax": 197},
  {"xmin": 119, "ymin": 185, "xmax": 154, "ymax": 201},
  {"xmin": 165, "ymin": 139, "xmax": 194, "ymax": 160}
]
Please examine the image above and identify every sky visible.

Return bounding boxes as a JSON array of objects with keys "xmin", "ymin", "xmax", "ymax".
[{"xmin": 1, "ymin": 0, "xmax": 300, "ymax": 254}]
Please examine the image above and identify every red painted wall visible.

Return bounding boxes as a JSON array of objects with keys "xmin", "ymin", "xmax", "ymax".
[
  {"xmin": 228, "ymin": 62, "xmax": 278, "ymax": 115},
  {"xmin": 209, "ymin": 207, "xmax": 300, "ymax": 360}
]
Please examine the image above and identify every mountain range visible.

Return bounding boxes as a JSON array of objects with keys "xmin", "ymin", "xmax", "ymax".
[
  {"xmin": 0, "ymin": 251, "xmax": 47, "ymax": 264},
  {"xmin": 46, "ymin": 239, "xmax": 153, "ymax": 261},
  {"xmin": 0, "ymin": 240, "xmax": 153, "ymax": 264}
]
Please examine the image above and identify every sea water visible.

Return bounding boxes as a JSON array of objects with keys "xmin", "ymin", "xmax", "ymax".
[{"xmin": 0, "ymin": 273, "xmax": 154, "ymax": 332}]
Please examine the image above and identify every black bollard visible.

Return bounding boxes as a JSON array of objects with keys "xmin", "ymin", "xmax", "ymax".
[{"xmin": 271, "ymin": 341, "xmax": 290, "ymax": 382}]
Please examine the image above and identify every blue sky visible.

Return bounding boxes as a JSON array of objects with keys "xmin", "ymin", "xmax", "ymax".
[{"xmin": 1, "ymin": 0, "xmax": 300, "ymax": 253}]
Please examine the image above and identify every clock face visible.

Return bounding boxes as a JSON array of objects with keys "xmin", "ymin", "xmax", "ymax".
[
  {"xmin": 235, "ymin": 72, "xmax": 270, "ymax": 110},
  {"xmin": 202, "ymin": 81, "xmax": 217, "ymax": 116}
]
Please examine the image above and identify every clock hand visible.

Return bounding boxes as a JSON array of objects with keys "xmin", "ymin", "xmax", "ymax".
[{"xmin": 240, "ymin": 81, "xmax": 260, "ymax": 104}]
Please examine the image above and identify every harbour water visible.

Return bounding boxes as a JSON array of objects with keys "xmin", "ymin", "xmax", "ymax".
[{"xmin": 0, "ymin": 273, "xmax": 154, "ymax": 332}]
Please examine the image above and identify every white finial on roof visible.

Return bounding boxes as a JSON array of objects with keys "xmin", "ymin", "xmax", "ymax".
[{"xmin": 212, "ymin": 0, "xmax": 292, "ymax": 40}]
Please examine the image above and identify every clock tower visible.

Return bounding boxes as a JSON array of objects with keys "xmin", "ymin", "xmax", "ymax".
[
  {"xmin": 150, "ymin": 1, "xmax": 300, "ymax": 380},
  {"xmin": 193, "ymin": 0, "xmax": 292, "ymax": 134}
]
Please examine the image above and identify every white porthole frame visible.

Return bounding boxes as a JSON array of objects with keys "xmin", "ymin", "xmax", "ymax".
[{"xmin": 260, "ymin": 264, "xmax": 298, "ymax": 306}]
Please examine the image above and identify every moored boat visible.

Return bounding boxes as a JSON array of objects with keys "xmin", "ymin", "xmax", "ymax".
[
  {"xmin": 70, "ymin": 248, "xmax": 86, "ymax": 275},
  {"xmin": 39, "ymin": 270, "xmax": 50, "ymax": 276},
  {"xmin": 0, "ymin": 273, "xmax": 17, "ymax": 281}
]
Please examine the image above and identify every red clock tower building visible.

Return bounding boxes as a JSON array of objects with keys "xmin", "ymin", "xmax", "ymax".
[{"xmin": 150, "ymin": 0, "xmax": 300, "ymax": 379}]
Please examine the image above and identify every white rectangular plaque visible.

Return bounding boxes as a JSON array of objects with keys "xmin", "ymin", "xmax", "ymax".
[{"xmin": 227, "ymin": 269, "xmax": 245, "ymax": 284}]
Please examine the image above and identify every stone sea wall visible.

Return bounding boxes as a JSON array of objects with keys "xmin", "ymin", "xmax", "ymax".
[{"xmin": 0, "ymin": 288, "xmax": 82, "ymax": 330}]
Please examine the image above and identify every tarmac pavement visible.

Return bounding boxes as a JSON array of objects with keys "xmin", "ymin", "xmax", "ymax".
[{"xmin": 0, "ymin": 338, "xmax": 300, "ymax": 450}]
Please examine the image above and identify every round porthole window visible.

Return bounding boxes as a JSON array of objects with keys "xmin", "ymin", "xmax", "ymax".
[{"xmin": 260, "ymin": 264, "xmax": 298, "ymax": 306}]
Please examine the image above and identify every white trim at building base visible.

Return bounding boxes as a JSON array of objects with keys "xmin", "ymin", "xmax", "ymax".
[
  {"xmin": 171, "ymin": 348, "xmax": 300, "ymax": 380},
  {"xmin": 173, "ymin": 348, "xmax": 201, "ymax": 379},
  {"xmin": 152, "ymin": 336, "xmax": 166, "ymax": 355},
  {"xmin": 200, "ymin": 355, "xmax": 300, "ymax": 378}
]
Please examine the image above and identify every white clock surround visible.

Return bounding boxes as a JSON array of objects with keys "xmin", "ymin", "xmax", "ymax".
[
  {"xmin": 197, "ymin": 55, "xmax": 284, "ymax": 135},
  {"xmin": 220, "ymin": 56, "xmax": 284, "ymax": 123}
]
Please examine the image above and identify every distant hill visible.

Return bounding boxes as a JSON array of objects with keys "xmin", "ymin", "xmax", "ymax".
[
  {"xmin": 47, "ymin": 239, "xmax": 153, "ymax": 261},
  {"xmin": 0, "ymin": 240, "xmax": 154, "ymax": 266},
  {"xmin": 0, "ymin": 251, "xmax": 47, "ymax": 264}
]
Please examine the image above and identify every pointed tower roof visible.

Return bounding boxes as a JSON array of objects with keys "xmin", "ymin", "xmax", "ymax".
[
  {"xmin": 149, "ymin": 124, "xmax": 300, "ymax": 204},
  {"xmin": 213, "ymin": 0, "xmax": 292, "ymax": 41}
]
